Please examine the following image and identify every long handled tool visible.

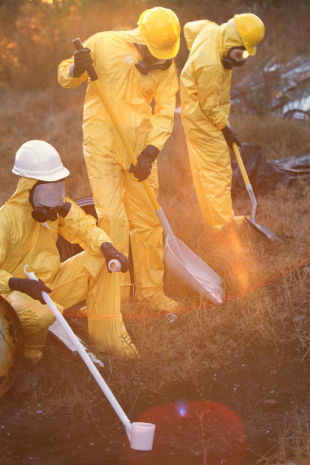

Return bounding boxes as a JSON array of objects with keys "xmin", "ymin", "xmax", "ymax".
[
  {"xmin": 233, "ymin": 143, "xmax": 281, "ymax": 243},
  {"xmin": 73, "ymin": 38, "xmax": 224, "ymax": 305},
  {"xmin": 24, "ymin": 265, "xmax": 156, "ymax": 451}
]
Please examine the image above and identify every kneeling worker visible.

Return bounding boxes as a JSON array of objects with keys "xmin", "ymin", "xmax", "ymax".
[{"xmin": 0, "ymin": 140, "xmax": 138, "ymax": 363}]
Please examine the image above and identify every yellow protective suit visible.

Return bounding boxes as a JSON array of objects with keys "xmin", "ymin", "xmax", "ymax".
[
  {"xmin": 0, "ymin": 178, "xmax": 138, "ymax": 362},
  {"xmin": 180, "ymin": 20, "xmax": 244, "ymax": 229},
  {"xmin": 58, "ymin": 28, "xmax": 179, "ymax": 302}
]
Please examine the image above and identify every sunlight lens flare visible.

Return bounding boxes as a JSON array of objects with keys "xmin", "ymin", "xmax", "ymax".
[
  {"xmin": 225, "ymin": 226, "xmax": 251, "ymax": 290},
  {"xmin": 233, "ymin": 261, "xmax": 250, "ymax": 290},
  {"xmin": 176, "ymin": 401, "xmax": 188, "ymax": 417},
  {"xmin": 127, "ymin": 401, "xmax": 246, "ymax": 465},
  {"xmin": 227, "ymin": 226, "xmax": 245, "ymax": 254}
]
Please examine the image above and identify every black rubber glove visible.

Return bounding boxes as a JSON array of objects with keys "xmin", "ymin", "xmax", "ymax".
[
  {"xmin": 72, "ymin": 48, "xmax": 93, "ymax": 77},
  {"xmin": 128, "ymin": 145, "xmax": 160, "ymax": 182},
  {"xmin": 9, "ymin": 278, "xmax": 51, "ymax": 305},
  {"xmin": 221, "ymin": 125, "xmax": 242, "ymax": 149},
  {"xmin": 101, "ymin": 243, "xmax": 129, "ymax": 274}
]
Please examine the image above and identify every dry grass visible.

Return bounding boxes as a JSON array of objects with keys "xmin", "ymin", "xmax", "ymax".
[
  {"xmin": 231, "ymin": 113, "xmax": 310, "ymax": 161},
  {"xmin": 0, "ymin": 87, "xmax": 90, "ymax": 204},
  {"xmin": 278, "ymin": 411, "xmax": 310, "ymax": 465},
  {"xmin": 1, "ymin": 92, "xmax": 310, "ymax": 390},
  {"xmin": 93, "ymin": 112, "xmax": 310, "ymax": 419},
  {"xmin": 260, "ymin": 411, "xmax": 310, "ymax": 465},
  {"xmin": 113, "ymin": 228, "xmax": 310, "ymax": 396},
  {"xmin": 101, "ymin": 174, "xmax": 310, "ymax": 412}
]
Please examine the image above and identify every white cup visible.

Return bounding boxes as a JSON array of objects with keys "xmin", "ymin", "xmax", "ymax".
[{"xmin": 130, "ymin": 422, "xmax": 156, "ymax": 451}]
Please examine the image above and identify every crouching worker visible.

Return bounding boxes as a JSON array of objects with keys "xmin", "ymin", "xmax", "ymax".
[{"xmin": 0, "ymin": 140, "xmax": 138, "ymax": 363}]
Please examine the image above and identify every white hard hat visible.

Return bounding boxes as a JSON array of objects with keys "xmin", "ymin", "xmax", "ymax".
[{"xmin": 13, "ymin": 140, "xmax": 70, "ymax": 181}]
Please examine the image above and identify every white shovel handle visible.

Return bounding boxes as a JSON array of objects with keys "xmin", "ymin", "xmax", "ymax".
[{"xmin": 23, "ymin": 265, "xmax": 132, "ymax": 438}]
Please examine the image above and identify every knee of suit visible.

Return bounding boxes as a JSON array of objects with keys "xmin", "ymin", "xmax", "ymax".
[{"xmin": 18, "ymin": 305, "xmax": 55, "ymax": 334}]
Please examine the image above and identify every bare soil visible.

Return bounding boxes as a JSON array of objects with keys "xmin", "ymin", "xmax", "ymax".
[{"xmin": 1, "ymin": 310, "xmax": 310, "ymax": 465}]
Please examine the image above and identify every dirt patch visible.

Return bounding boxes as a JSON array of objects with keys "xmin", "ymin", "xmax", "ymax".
[{"xmin": 1, "ymin": 314, "xmax": 310, "ymax": 465}]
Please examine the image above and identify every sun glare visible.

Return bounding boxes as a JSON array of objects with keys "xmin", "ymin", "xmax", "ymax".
[
  {"xmin": 233, "ymin": 261, "xmax": 250, "ymax": 289},
  {"xmin": 176, "ymin": 401, "xmax": 188, "ymax": 417}
]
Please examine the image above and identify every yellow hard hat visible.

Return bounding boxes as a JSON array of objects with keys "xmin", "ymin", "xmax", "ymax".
[
  {"xmin": 139, "ymin": 7, "xmax": 181, "ymax": 60},
  {"xmin": 234, "ymin": 13, "xmax": 265, "ymax": 56}
]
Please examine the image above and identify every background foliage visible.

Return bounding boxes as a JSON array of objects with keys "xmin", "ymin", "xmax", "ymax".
[{"xmin": 1, "ymin": 0, "xmax": 310, "ymax": 91}]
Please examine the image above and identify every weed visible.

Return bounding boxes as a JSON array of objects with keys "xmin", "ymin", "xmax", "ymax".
[{"xmin": 262, "ymin": 411, "xmax": 310, "ymax": 465}]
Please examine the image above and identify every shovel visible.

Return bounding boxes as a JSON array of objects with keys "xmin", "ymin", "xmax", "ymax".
[
  {"xmin": 232, "ymin": 143, "xmax": 281, "ymax": 243},
  {"xmin": 73, "ymin": 38, "xmax": 225, "ymax": 305},
  {"xmin": 23, "ymin": 265, "xmax": 156, "ymax": 451}
]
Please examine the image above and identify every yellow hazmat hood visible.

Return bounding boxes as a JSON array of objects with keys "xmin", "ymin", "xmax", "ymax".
[
  {"xmin": 120, "ymin": 27, "xmax": 145, "ymax": 46},
  {"xmin": 184, "ymin": 20, "xmax": 244, "ymax": 57},
  {"xmin": 5, "ymin": 177, "xmax": 37, "ymax": 208},
  {"xmin": 183, "ymin": 20, "xmax": 215, "ymax": 51}
]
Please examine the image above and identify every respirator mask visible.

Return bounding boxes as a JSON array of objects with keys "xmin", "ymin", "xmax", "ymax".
[
  {"xmin": 134, "ymin": 44, "xmax": 172, "ymax": 75},
  {"xmin": 135, "ymin": 58, "xmax": 172, "ymax": 75},
  {"xmin": 29, "ymin": 180, "xmax": 71, "ymax": 223},
  {"xmin": 222, "ymin": 47, "xmax": 249, "ymax": 70}
]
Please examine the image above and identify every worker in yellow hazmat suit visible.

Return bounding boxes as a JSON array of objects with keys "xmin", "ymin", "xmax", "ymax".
[
  {"xmin": 180, "ymin": 14, "xmax": 265, "ymax": 230},
  {"xmin": 58, "ymin": 7, "xmax": 182, "ymax": 311},
  {"xmin": 0, "ymin": 140, "xmax": 138, "ymax": 363}
]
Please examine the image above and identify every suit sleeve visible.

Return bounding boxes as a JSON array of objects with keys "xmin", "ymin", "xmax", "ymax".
[
  {"xmin": 57, "ymin": 35, "xmax": 97, "ymax": 89},
  {"xmin": 146, "ymin": 64, "xmax": 179, "ymax": 151},
  {"xmin": 58, "ymin": 201, "xmax": 111, "ymax": 256}
]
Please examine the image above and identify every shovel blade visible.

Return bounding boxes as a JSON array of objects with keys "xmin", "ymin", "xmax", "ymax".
[
  {"xmin": 164, "ymin": 236, "xmax": 225, "ymax": 305},
  {"xmin": 245, "ymin": 217, "xmax": 281, "ymax": 243}
]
